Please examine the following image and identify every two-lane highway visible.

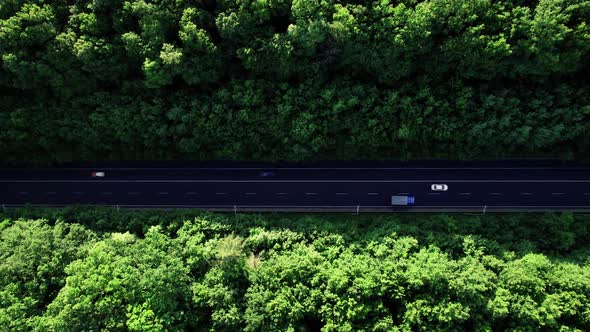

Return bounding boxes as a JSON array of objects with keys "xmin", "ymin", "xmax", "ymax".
[{"xmin": 1, "ymin": 165, "xmax": 590, "ymax": 212}]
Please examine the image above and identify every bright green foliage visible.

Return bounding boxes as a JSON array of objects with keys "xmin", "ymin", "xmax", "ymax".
[
  {"xmin": 489, "ymin": 254, "xmax": 590, "ymax": 331},
  {"xmin": 192, "ymin": 234, "xmax": 249, "ymax": 330},
  {"xmin": 39, "ymin": 227, "xmax": 195, "ymax": 331},
  {"xmin": 0, "ymin": 220, "xmax": 95, "ymax": 331},
  {"xmin": 1, "ymin": 210, "xmax": 590, "ymax": 331},
  {"xmin": 1, "ymin": 0, "xmax": 589, "ymax": 164}
]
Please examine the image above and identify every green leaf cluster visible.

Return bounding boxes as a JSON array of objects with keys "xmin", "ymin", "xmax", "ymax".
[
  {"xmin": 1, "ymin": 0, "xmax": 589, "ymax": 163},
  {"xmin": 1, "ymin": 210, "xmax": 590, "ymax": 331}
]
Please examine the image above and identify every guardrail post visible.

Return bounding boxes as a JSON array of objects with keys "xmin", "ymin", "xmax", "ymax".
[
  {"xmin": 483, "ymin": 205, "xmax": 487, "ymax": 215},
  {"xmin": 234, "ymin": 205, "xmax": 237, "ymax": 215},
  {"xmin": 356, "ymin": 205, "xmax": 360, "ymax": 215},
  {"xmin": 2, "ymin": 204, "xmax": 5, "ymax": 212},
  {"xmin": 116, "ymin": 205, "xmax": 120, "ymax": 212}
]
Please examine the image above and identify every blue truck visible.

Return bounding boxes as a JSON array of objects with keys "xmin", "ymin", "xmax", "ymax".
[{"xmin": 391, "ymin": 195, "xmax": 415, "ymax": 206}]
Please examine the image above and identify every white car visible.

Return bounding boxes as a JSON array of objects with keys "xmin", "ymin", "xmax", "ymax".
[
  {"xmin": 91, "ymin": 171, "xmax": 105, "ymax": 177},
  {"xmin": 431, "ymin": 184, "xmax": 448, "ymax": 191}
]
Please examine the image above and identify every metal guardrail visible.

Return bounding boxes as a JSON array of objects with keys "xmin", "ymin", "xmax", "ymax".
[{"xmin": 1, "ymin": 203, "xmax": 590, "ymax": 213}]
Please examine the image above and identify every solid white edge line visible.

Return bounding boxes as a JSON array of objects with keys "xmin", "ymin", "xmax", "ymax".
[
  {"xmin": 3, "ymin": 180, "xmax": 590, "ymax": 183},
  {"xmin": 2, "ymin": 167, "xmax": 589, "ymax": 170}
]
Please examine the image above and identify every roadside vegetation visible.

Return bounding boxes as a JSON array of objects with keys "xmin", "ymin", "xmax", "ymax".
[
  {"xmin": 1, "ymin": 0, "xmax": 590, "ymax": 164},
  {"xmin": 1, "ymin": 207, "xmax": 589, "ymax": 331}
]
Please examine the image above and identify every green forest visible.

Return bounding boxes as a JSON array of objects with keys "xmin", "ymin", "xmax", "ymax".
[
  {"xmin": 1, "ymin": 207, "xmax": 589, "ymax": 331},
  {"xmin": 2, "ymin": 0, "xmax": 590, "ymax": 331},
  {"xmin": 1, "ymin": 0, "xmax": 589, "ymax": 164}
]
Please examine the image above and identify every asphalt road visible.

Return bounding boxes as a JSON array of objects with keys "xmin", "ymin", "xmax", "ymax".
[{"xmin": 1, "ymin": 164, "xmax": 590, "ymax": 212}]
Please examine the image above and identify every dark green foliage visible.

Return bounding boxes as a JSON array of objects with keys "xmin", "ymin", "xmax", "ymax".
[
  {"xmin": 1, "ymin": 0, "xmax": 590, "ymax": 163},
  {"xmin": 1, "ymin": 209, "xmax": 590, "ymax": 330}
]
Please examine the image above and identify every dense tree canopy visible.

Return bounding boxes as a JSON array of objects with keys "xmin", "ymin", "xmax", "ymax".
[
  {"xmin": 1, "ymin": 210, "xmax": 590, "ymax": 331},
  {"xmin": 0, "ymin": 0, "xmax": 588, "ymax": 163}
]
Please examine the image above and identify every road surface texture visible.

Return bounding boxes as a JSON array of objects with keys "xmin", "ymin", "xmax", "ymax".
[{"xmin": 1, "ymin": 162, "xmax": 590, "ymax": 212}]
